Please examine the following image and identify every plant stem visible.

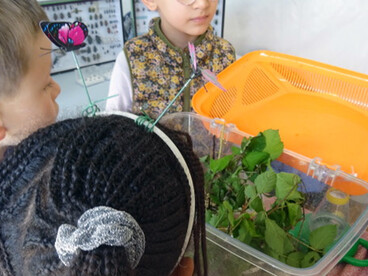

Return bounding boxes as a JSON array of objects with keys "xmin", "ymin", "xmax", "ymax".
[
  {"xmin": 217, "ymin": 123, "xmax": 226, "ymax": 160},
  {"xmin": 214, "ymin": 212, "xmax": 225, "ymax": 228},
  {"xmin": 285, "ymin": 232, "xmax": 323, "ymax": 254},
  {"xmin": 267, "ymin": 183, "xmax": 300, "ymax": 216},
  {"xmin": 296, "ymin": 208, "xmax": 306, "ymax": 241},
  {"xmin": 232, "ymin": 217, "xmax": 245, "ymax": 232}
]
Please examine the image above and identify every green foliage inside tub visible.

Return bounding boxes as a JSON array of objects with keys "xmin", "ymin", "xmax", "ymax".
[{"xmin": 202, "ymin": 129, "xmax": 337, "ymax": 268}]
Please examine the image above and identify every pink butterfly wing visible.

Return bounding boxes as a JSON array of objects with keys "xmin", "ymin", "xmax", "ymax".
[
  {"xmin": 69, "ymin": 25, "xmax": 86, "ymax": 46},
  {"xmin": 188, "ymin": 42, "xmax": 197, "ymax": 71},
  {"xmin": 58, "ymin": 24, "xmax": 70, "ymax": 44},
  {"xmin": 201, "ymin": 69, "xmax": 227, "ymax": 92},
  {"xmin": 187, "ymin": 42, "xmax": 226, "ymax": 92}
]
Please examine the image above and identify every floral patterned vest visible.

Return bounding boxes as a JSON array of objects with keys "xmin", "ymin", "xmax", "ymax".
[{"xmin": 124, "ymin": 17, "xmax": 236, "ymax": 118}]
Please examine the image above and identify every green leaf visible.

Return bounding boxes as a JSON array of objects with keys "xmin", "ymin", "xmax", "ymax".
[
  {"xmin": 245, "ymin": 218, "xmax": 261, "ymax": 238},
  {"xmin": 240, "ymin": 137, "xmax": 251, "ymax": 152},
  {"xmin": 275, "ymin": 172, "xmax": 303, "ymax": 201},
  {"xmin": 265, "ymin": 246, "xmax": 283, "ymax": 263},
  {"xmin": 237, "ymin": 219, "xmax": 258, "ymax": 244},
  {"xmin": 247, "ymin": 134, "xmax": 266, "ymax": 152},
  {"xmin": 230, "ymin": 176, "xmax": 241, "ymax": 192},
  {"xmin": 235, "ymin": 185, "xmax": 245, "ymax": 207},
  {"xmin": 199, "ymin": 155, "xmax": 209, "ymax": 164},
  {"xmin": 231, "ymin": 146, "xmax": 241, "ymax": 155},
  {"xmin": 265, "ymin": 218, "xmax": 294, "ymax": 255},
  {"xmin": 244, "ymin": 185, "xmax": 264, "ymax": 212},
  {"xmin": 223, "ymin": 200, "xmax": 233, "ymax": 212},
  {"xmin": 209, "ymin": 205, "xmax": 229, "ymax": 228},
  {"xmin": 237, "ymin": 222, "xmax": 252, "ymax": 244},
  {"xmin": 268, "ymin": 208, "xmax": 287, "ymax": 227},
  {"xmin": 255, "ymin": 170, "xmax": 277, "ymax": 194},
  {"xmin": 236, "ymin": 212, "xmax": 251, "ymax": 221},
  {"xmin": 242, "ymin": 151, "xmax": 270, "ymax": 171},
  {"xmin": 265, "ymin": 219, "xmax": 284, "ymax": 255},
  {"xmin": 286, "ymin": 251, "xmax": 305, "ymax": 268},
  {"xmin": 209, "ymin": 154, "xmax": 233, "ymax": 173},
  {"xmin": 309, "ymin": 224, "xmax": 337, "ymax": 250},
  {"xmin": 301, "ymin": 251, "xmax": 321, "ymax": 268},
  {"xmin": 223, "ymin": 201, "xmax": 234, "ymax": 226},
  {"xmin": 244, "ymin": 185, "xmax": 257, "ymax": 199},
  {"xmin": 250, "ymin": 196, "xmax": 264, "ymax": 212},
  {"xmin": 263, "ymin": 129, "xmax": 284, "ymax": 160},
  {"xmin": 287, "ymin": 202, "xmax": 303, "ymax": 227},
  {"xmin": 210, "ymin": 182, "xmax": 222, "ymax": 205},
  {"xmin": 256, "ymin": 211, "xmax": 267, "ymax": 225},
  {"xmin": 205, "ymin": 209, "xmax": 212, "ymax": 223}
]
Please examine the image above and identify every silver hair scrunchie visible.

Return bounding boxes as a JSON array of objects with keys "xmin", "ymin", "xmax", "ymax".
[{"xmin": 55, "ymin": 206, "xmax": 145, "ymax": 268}]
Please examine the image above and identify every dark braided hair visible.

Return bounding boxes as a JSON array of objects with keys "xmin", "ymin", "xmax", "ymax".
[{"xmin": 0, "ymin": 114, "xmax": 207, "ymax": 276}]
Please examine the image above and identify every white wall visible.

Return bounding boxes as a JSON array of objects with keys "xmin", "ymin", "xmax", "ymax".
[{"xmin": 224, "ymin": 0, "xmax": 368, "ymax": 74}]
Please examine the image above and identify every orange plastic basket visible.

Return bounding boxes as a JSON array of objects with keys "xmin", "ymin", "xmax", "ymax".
[{"xmin": 192, "ymin": 51, "xmax": 368, "ymax": 195}]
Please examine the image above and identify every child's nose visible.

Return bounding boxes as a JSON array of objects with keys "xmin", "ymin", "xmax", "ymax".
[
  {"xmin": 51, "ymin": 79, "xmax": 61, "ymax": 99},
  {"xmin": 192, "ymin": 0, "xmax": 210, "ymax": 8}
]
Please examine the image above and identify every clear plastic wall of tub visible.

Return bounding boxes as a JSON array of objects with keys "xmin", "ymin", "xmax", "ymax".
[{"xmin": 160, "ymin": 112, "xmax": 368, "ymax": 276}]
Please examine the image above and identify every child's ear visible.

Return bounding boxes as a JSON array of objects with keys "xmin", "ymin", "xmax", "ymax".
[{"xmin": 141, "ymin": 0, "xmax": 158, "ymax": 11}]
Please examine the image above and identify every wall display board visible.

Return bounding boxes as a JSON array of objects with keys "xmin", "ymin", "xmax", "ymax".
[
  {"xmin": 39, "ymin": 0, "xmax": 126, "ymax": 74},
  {"xmin": 121, "ymin": 0, "xmax": 136, "ymax": 42},
  {"xmin": 133, "ymin": 0, "xmax": 226, "ymax": 37}
]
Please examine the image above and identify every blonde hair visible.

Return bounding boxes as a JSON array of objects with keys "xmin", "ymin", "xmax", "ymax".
[{"xmin": 0, "ymin": 0, "xmax": 48, "ymax": 97}]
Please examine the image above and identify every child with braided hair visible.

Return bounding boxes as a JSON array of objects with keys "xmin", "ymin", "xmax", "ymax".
[
  {"xmin": 0, "ymin": 0, "xmax": 60, "ymax": 161},
  {"xmin": 0, "ymin": 112, "xmax": 208, "ymax": 276}
]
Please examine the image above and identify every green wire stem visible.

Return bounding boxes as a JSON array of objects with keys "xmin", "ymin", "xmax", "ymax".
[
  {"xmin": 146, "ymin": 71, "xmax": 196, "ymax": 131},
  {"xmin": 71, "ymin": 51, "xmax": 97, "ymax": 116}
]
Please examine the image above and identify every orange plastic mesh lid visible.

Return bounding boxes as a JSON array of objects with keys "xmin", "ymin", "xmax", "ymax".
[{"xmin": 192, "ymin": 50, "xmax": 368, "ymax": 195}]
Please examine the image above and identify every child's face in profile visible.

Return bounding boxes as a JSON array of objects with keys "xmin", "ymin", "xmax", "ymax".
[
  {"xmin": 152, "ymin": 0, "xmax": 218, "ymax": 48},
  {"xmin": 0, "ymin": 31, "xmax": 60, "ymax": 147}
]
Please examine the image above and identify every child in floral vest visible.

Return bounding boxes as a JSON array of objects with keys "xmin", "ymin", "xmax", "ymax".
[{"xmin": 106, "ymin": 0, "xmax": 235, "ymax": 118}]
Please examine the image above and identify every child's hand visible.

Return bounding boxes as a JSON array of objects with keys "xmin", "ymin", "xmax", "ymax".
[{"xmin": 170, "ymin": 257, "xmax": 194, "ymax": 276}]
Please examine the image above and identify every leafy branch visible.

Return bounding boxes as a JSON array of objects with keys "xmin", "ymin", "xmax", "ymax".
[{"xmin": 203, "ymin": 129, "xmax": 337, "ymax": 268}]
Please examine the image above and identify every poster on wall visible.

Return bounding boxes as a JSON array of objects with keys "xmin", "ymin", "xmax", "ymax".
[{"xmin": 39, "ymin": 0, "xmax": 126, "ymax": 74}]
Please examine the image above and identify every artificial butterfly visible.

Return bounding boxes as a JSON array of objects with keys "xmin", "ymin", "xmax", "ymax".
[
  {"xmin": 188, "ymin": 42, "xmax": 227, "ymax": 92},
  {"xmin": 40, "ymin": 21, "xmax": 88, "ymax": 52}
]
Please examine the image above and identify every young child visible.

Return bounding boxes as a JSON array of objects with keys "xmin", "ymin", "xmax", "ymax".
[
  {"xmin": 0, "ymin": 0, "xmax": 60, "ymax": 161},
  {"xmin": 0, "ymin": 112, "xmax": 207, "ymax": 276},
  {"xmin": 105, "ymin": 0, "xmax": 236, "ymax": 118}
]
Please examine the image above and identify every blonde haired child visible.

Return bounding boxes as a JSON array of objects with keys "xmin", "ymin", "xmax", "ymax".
[
  {"xmin": 0, "ymin": 0, "xmax": 60, "ymax": 160},
  {"xmin": 106, "ymin": 0, "xmax": 235, "ymax": 118}
]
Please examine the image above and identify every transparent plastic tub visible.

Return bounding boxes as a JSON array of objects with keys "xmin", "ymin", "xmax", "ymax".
[{"xmin": 160, "ymin": 112, "xmax": 368, "ymax": 276}]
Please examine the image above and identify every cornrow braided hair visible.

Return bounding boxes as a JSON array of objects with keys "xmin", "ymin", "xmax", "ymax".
[{"xmin": 0, "ymin": 114, "xmax": 207, "ymax": 276}]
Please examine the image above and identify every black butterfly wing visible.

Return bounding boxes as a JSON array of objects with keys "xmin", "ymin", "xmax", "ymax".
[
  {"xmin": 40, "ymin": 21, "xmax": 89, "ymax": 51},
  {"xmin": 39, "ymin": 21, "xmax": 65, "ymax": 49}
]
